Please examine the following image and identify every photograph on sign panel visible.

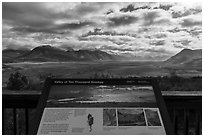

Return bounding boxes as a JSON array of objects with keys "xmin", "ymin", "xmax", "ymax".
[
  {"xmin": 46, "ymin": 85, "xmax": 157, "ymax": 107},
  {"xmin": 145, "ymin": 109, "xmax": 162, "ymax": 126},
  {"xmin": 117, "ymin": 109, "xmax": 146, "ymax": 126},
  {"xmin": 103, "ymin": 108, "xmax": 117, "ymax": 126}
]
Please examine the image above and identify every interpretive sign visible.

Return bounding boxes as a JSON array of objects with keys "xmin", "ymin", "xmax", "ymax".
[{"xmin": 31, "ymin": 78, "xmax": 173, "ymax": 135}]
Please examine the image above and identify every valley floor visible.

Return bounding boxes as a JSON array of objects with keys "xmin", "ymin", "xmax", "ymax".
[{"xmin": 2, "ymin": 61, "xmax": 202, "ymax": 92}]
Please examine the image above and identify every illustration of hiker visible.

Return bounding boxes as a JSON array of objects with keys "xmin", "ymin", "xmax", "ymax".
[{"xmin": 87, "ymin": 114, "xmax": 94, "ymax": 132}]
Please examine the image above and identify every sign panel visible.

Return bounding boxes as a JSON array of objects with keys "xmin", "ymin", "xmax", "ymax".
[{"xmin": 32, "ymin": 79, "xmax": 173, "ymax": 135}]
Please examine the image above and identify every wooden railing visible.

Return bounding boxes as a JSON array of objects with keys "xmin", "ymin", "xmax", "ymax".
[
  {"xmin": 162, "ymin": 91, "xmax": 202, "ymax": 135},
  {"xmin": 2, "ymin": 91, "xmax": 202, "ymax": 135}
]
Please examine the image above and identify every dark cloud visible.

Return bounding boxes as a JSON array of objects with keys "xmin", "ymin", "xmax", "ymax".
[
  {"xmin": 145, "ymin": 33, "xmax": 167, "ymax": 39},
  {"xmin": 82, "ymin": 28, "xmax": 127, "ymax": 37},
  {"xmin": 108, "ymin": 15, "xmax": 139, "ymax": 26},
  {"xmin": 168, "ymin": 27, "xmax": 202, "ymax": 38},
  {"xmin": 134, "ymin": 5, "xmax": 151, "ymax": 11},
  {"xmin": 153, "ymin": 4, "xmax": 173, "ymax": 11},
  {"xmin": 173, "ymin": 44, "xmax": 184, "ymax": 49},
  {"xmin": 168, "ymin": 27, "xmax": 187, "ymax": 33},
  {"xmin": 143, "ymin": 11, "xmax": 160, "ymax": 26},
  {"xmin": 149, "ymin": 40, "xmax": 165, "ymax": 46},
  {"xmin": 175, "ymin": 40, "xmax": 192, "ymax": 46},
  {"xmin": 172, "ymin": 40, "xmax": 193, "ymax": 49},
  {"xmin": 57, "ymin": 21, "xmax": 95, "ymax": 30},
  {"xmin": 106, "ymin": 9, "xmax": 114, "ymax": 15},
  {"xmin": 144, "ymin": 35, "xmax": 151, "ymax": 39},
  {"xmin": 137, "ymin": 27, "xmax": 152, "ymax": 33},
  {"xmin": 11, "ymin": 21, "xmax": 94, "ymax": 34},
  {"xmin": 11, "ymin": 27, "xmax": 64, "ymax": 34},
  {"xmin": 120, "ymin": 4, "xmax": 151, "ymax": 12},
  {"xmin": 120, "ymin": 3, "xmax": 172, "ymax": 13},
  {"xmin": 142, "ymin": 11, "xmax": 171, "ymax": 26},
  {"xmin": 3, "ymin": 2, "xmax": 96, "ymax": 34},
  {"xmin": 74, "ymin": 3, "xmax": 100, "ymax": 15},
  {"xmin": 78, "ymin": 36, "xmax": 89, "ymax": 41},
  {"xmin": 172, "ymin": 8, "xmax": 202, "ymax": 18},
  {"xmin": 155, "ymin": 19, "xmax": 171, "ymax": 25},
  {"xmin": 180, "ymin": 19, "xmax": 202, "ymax": 27},
  {"xmin": 189, "ymin": 28, "xmax": 202, "ymax": 38},
  {"xmin": 120, "ymin": 4, "xmax": 135, "ymax": 12},
  {"xmin": 3, "ymin": 3, "xmax": 59, "ymax": 27},
  {"xmin": 172, "ymin": 11, "xmax": 191, "ymax": 18},
  {"xmin": 2, "ymin": 2, "xmax": 104, "ymax": 26}
]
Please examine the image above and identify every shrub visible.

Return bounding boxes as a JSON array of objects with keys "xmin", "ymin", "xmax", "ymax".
[{"xmin": 7, "ymin": 71, "xmax": 29, "ymax": 90}]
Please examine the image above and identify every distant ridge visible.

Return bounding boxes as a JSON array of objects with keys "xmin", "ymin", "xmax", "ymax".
[{"xmin": 3, "ymin": 45, "xmax": 120, "ymax": 63}]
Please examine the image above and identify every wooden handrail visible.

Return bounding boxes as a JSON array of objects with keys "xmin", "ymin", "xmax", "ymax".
[{"xmin": 2, "ymin": 91, "xmax": 202, "ymax": 135}]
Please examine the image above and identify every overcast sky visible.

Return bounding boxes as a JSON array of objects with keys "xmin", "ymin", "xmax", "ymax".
[{"xmin": 2, "ymin": 2, "xmax": 202, "ymax": 60}]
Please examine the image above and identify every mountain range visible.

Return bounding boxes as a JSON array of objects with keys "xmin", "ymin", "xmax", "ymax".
[
  {"xmin": 2, "ymin": 45, "xmax": 202, "ymax": 69},
  {"xmin": 2, "ymin": 45, "xmax": 121, "ymax": 63}
]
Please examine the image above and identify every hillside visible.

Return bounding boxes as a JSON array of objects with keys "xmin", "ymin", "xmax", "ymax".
[
  {"xmin": 164, "ymin": 49, "xmax": 202, "ymax": 68},
  {"xmin": 2, "ymin": 49, "xmax": 30, "ymax": 63},
  {"xmin": 19, "ymin": 45, "xmax": 79, "ymax": 62}
]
